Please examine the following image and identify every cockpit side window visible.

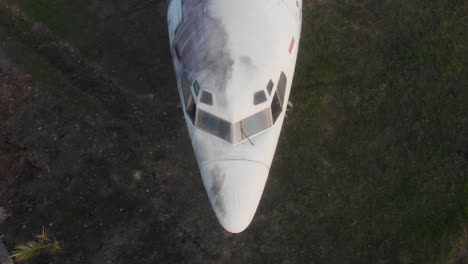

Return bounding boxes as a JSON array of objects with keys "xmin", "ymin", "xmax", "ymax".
[
  {"xmin": 200, "ymin": 91, "xmax": 213, "ymax": 106},
  {"xmin": 186, "ymin": 98, "xmax": 196, "ymax": 123},
  {"xmin": 267, "ymin": 80, "xmax": 274, "ymax": 95},
  {"xmin": 181, "ymin": 74, "xmax": 196, "ymax": 123},
  {"xmin": 193, "ymin": 80, "xmax": 200, "ymax": 96},
  {"xmin": 181, "ymin": 74, "xmax": 191, "ymax": 108},
  {"xmin": 277, "ymin": 72, "xmax": 287, "ymax": 105},
  {"xmin": 271, "ymin": 72, "xmax": 288, "ymax": 123},
  {"xmin": 254, "ymin": 90, "xmax": 267, "ymax": 105},
  {"xmin": 271, "ymin": 92, "xmax": 282, "ymax": 123}
]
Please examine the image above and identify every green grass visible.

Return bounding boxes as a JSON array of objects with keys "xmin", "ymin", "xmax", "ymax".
[
  {"xmin": 7, "ymin": 0, "xmax": 93, "ymax": 37},
  {"xmin": 278, "ymin": 0, "xmax": 467, "ymax": 262}
]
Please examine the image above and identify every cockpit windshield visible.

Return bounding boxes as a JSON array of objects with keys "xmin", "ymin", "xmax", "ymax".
[
  {"xmin": 196, "ymin": 108, "xmax": 273, "ymax": 144},
  {"xmin": 232, "ymin": 109, "xmax": 272, "ymax": 143},
  {"xmin": 197, "ymin": 110, "xmax": 232, "ymax": 142},
  {"xmin": 189, "ymin": 72, "xmax": 288, "ymax": 144}
]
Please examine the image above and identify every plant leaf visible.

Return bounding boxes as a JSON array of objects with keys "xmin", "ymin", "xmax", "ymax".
[
  {"xmin": 35, "ymin": 227, "xmax": 50, "ymax": 242},
  {"xmin": 10, "ymin": 241, "xmax": 46, "ymax": 262}
]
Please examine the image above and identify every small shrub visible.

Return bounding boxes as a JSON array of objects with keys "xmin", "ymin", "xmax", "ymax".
[{"xmin": 10, "ymin": 227, "xmax": 60, "ymax": 262}]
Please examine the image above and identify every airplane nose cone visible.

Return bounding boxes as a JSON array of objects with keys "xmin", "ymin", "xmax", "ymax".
[{"xmin": 200, "ymin": 160, "xmax": 269, "ymax": 233}]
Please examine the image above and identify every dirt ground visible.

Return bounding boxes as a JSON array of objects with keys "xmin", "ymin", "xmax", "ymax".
[
  {"xmin": 0, "ymin": 0, "xmax": 466, "ymax": 263},
  {"xmin": 0, "ymin": 2, "xmax": 240, "ymax": 263}
]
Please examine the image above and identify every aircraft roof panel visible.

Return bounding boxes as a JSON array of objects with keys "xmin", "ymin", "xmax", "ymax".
[{"xmin": 176, "ymin": 0, "xmax": 301, "ymax": 121}]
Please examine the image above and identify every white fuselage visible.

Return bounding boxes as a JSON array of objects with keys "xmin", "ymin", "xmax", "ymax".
[{"xmin": 168, "ymin": 0, "xmax": 302, "ymax": 233}]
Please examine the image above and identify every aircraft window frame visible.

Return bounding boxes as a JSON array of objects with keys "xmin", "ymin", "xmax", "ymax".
[
  {"xmin": 196, "ymin": 108, "xmax": 273, "ymax": 144},
  {"xmin": 271, "ymin": 92, "xmax": 282, "ymax": 123},
  {"xmin": 181, "ymin": 74, "xmax": 196, "ymax": 123},
  {"xmin": 181, "ymin": 74, "xmax": 192, "ymax": 109},
  {"xmin": 197, "ymin": 110, "xmax": 232, "ymax": 142},
  {"xmin": 277, "ymin": 72, "xmax": 287, "ymax": 106},
  {"xmin": 271, "ymin": 72, "xmax": 288, "ymax": 123},
  {"xmin": 200, "ymin": 91, "xmax": 213, "ymax": 106},
  {"xmin": 191, "ymin": 71, "xmax": 288, "ymax": 142},
  {"xmin": 193, "ymin": 80, "xmax": 200, "ymax": 96},
  {"xmin": 232, "ymin": 108, "xmax": 273, "ymax": 143},
  {"xmin": 267, "ymin": 79, "xmax": 274, "ymax": 95},
  {"xmin": 253, "ymin": 90, "xmax": 267, "ymax": 105},
  {"xmin": 186, "ymin": 97, "xmax": 196, "ymax": 123}
]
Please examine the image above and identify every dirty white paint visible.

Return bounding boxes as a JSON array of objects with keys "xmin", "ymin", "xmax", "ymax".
[
  {"xmin": 168, "ymin": 0, "xmax": 302, "ymax": 233},
  {"xmin": 167, "ymin": 0, "xmax": 182, "ymax": 44}
]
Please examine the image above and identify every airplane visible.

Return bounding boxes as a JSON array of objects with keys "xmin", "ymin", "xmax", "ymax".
[{"xmin": 167, "ymin": 0, "xmax": 302, "ymax": 233}]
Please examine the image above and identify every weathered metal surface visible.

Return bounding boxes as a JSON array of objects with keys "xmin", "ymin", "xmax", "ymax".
[{"xmin": 174, "ymin": 0, "xmax": 233, "ymax": 107}]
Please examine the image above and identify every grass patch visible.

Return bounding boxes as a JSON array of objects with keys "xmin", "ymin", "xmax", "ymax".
[
  {"xmin": 279, "ymin": 0, "xmax": 467, "ymax": 262},
  {"xmin": 7, "ymin": 0, "xmax": 93, "ymax": 37}
]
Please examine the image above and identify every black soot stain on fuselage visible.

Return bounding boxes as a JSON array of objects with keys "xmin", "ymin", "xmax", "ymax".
[
  {"xmin": 175, "ymin": 0, "xmax": 234, "ymax": 106},
  {"xmin": 209, "ymin": 164, "xmax": 227, "ymax": 218}
]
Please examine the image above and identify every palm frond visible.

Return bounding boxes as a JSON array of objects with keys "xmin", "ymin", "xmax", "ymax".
[
  {"xmin": 35, "ymin": 227, "xmax": 50, "ymax": 242},
  {"xmin": 50, "ymin": 240, "xmax": 61, "ymax": 253},
  {"xmin": 10, "ymin": 241, "xmax": 46, "ymax": 262},
  {"xmin": 10, "ymin": 226, "xmax": 61, "ymax": 262}
]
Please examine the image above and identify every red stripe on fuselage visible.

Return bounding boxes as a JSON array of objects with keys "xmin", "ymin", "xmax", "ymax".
[{"xmin": 288, "ymin": 37, "xmax": 295, "ymax": 54}]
